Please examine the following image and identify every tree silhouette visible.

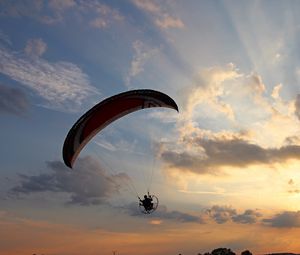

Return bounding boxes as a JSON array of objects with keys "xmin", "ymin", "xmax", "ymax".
[
  {"xmin": 241, "ymin": 250, "xmax": 252, "ymax": 255},
  {"xmin": 211, "ymin": 248, "xmax": 236, "ymax": 255}
]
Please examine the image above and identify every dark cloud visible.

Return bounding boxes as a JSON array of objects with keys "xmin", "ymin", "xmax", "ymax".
[
  {"xmin": 288, "ymin": 189, "xmax": 300, "ymax": 194},
  {"xmin": 125, "ymin": 202, "xmax": 261, "ymax": 225},
  {"xmin": 207, "ymin": 206, "xmax": 261, "ymax": 224},
  {"xmin": 295, "ymin": 94, "xmax": 300, "ymax": 121},
  {"xmin": 125, "ymin": 203, "xmax": 204, "ymax": 223},
  {"xmin": 0, "ymin": 83, "xmax": 29, "ymax": 115},
  {"xmin": 161, "ymin": 138, "xmax": 300, "ymax": 174},
  {"xmin": 207, "ymin": 205, "xmax": 236, "ymax": 224},
  {"xmin": 263, "ymin": 211, "xmax": 300, "ymax": 228},
  {"xmin": 11, "ymin": 156, "xmax": 129, "ymax": 206},
  {"xmin": 232, "ymin": 209, "xmax": 262, "ymax": 224},
  {"xmin": 284, "ymin": 136, "xmax": 300, "ymax": 145}
]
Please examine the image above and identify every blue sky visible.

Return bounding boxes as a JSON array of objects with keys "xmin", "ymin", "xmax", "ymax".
[{"xmin": 2, "ymin": 1, "xmax": 300, "ymax": 254}]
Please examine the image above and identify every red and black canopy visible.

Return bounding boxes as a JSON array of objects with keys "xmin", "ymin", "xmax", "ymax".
[{"xmin": 63, "ymin": 89, "xmax": 179, "ymax": 168}]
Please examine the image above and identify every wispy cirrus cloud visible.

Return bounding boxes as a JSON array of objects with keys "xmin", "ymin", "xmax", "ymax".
[
  {"xmin": 10, "ymin": 156, "xmax": 129, "ymax": 206},
  {"xmin": 0, "ymin": 83, "xmax": 29, "ymax": 116},
  {"xmin": 0, "ymin": 0, "xmax": 123, "ymax": 29},
  {"xmin": 155, "ymin": 15, "xmax": 184, "ymax": 29},
  {"xmin": 24, "ymin": 38, "xmax": 47, "ymax": 58},
  {"xmin": 132, "ymin": 0, "xmax": 184, "ymax": 29},
  {"xmin": 125, "ymin": 40, "xmax": 159, "ymax": 86},
  {"xmin": 0, "ymin": 38, "xmax": 98, "ymax": 112}
]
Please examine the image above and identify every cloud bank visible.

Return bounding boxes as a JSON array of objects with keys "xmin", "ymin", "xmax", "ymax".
[
  {"xmin": 159, "ymin": 64, "xmax": 300, "ymax": 175},
  {"xmin": 125, "ymin": 202, "xmax": 204, "ymax": 223},
  {"xmin": 11, "ymin": 156, "xmax": 129, "ymax": 206},
  {"xmin": 161, "ymin": 137, "xmax": 300, "ymax": 174},
  {"xmin": 207, "ymin": 205, "xmax": 261, "ymax": 224},
  {"xmin": 263, "ymin": 211, "xmax": 300, "ymax": 228}
]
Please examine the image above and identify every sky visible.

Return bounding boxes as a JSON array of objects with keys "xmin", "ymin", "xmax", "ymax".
[{"xmin": 1, "ymin": 0, "xmax": 300, "ymax": 254}]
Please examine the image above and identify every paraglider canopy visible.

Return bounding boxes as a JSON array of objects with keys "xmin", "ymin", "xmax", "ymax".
[{"xmin": 63, "ymin": 89, "xmax": 179, "ymax": 168}]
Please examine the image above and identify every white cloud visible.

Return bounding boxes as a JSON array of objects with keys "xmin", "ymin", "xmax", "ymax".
[
  {"xmin": 158, "ymin": 64, "xmax": 300, "ymax": 178},
  {"xmin": 271, "ymin": 83, "xmax": 282, "ymax": 99},
  {"xmin": 132, "ymin": 0, "xmax": 161, "ymax": 13},
  {"xmin": 79, "ymin": 0, "xmax": 124, "ymax": 29},
  {"xmin": 90, "ymin": 17, "xmax": 108, "ymax": 29},
  {"xmin": 125, "ymin": 40, "xmax": 159, "ymax": 86},
  {"xmin": 155, "ymin": 15, "xmax": 184, "ymax": 29},
  {"xmin": 132, "ymin": 0, "xmax": 184, "ymax": 30},
  {"xmin": 181, "ymin": 63, "xmax": 240, "ymax": 124},
  {"xmin": 0, "ymin": 43, "xmax": 98, "ymax": 112},
  {"xmin": 24, "ymin": 38, "xmax": 47, "ymax": 57}
]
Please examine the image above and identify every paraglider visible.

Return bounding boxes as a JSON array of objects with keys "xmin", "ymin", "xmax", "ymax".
[
  {"xmin": 139, "ymin": 192, "xmax": 159, "ymax": 214},
  {"xmin": 63, "ymin": 89, "xmax": 178, "ymax": 214}
]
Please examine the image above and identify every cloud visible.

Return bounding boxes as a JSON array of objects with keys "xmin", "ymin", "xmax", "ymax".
[
  {"xmin": 0, "ymin": 41, "xmax": 98, "ymax": 112},
  {"xmin": 161, "ymin": 137, "xmax": 300, "ymax": 174},
  {"xmin": 207, "ymin": 205, "xmax": 261, "ymax": 224},
  {"xmin": 125, "ymin": 40, "xmax": 159, "ymax": 86},
  {"xmin": 90, "ymin": 17, "xmax": 108, "ymax": 29},
  {"xmin": 0, "ymin": 0, "xmax": 44, "ymax": 19},
  {"xmin": 132, "ymin": 0, "xmax": 184, "ymax": 30},
  {"xmin": 0, "ymin": 83, "xmax": 29, "ymax": 115},
  {"xmin": 207, "ymin": 205, "xmax": 236, "ymax": 224},
  {"xmin": 125, "ymin": 203, "xmax": 260, "ymax": 225},
  {"xmin": 295, "ymin": 94, "xmax": 300, "ymax": 121},
  {"xmin": 132, "ymin": 0, "xmax": 161, "ymax": 13},
  {"xmin": 149, "ymin": 219, "xmax": 162, "ymax": 225},
  {"xmin": 159, "ymin": 64, "xmax": 300, "ymax": 175},
  {"xmin": 125, "ymin": 202, "xmax": 204, "ymax": 223},
  {"xmin": 176, "ymin": 64, "xmax": 300, "ymax": 150},
  {"xmin": 11, "ymin": 156, "xmax": 130, "ymax": 206},
  {"xmin": 0, "ymin": 0, "xmax": 123, "ymax": 28},
  {"xmin": 24, "ymin": 38, "xmax": 47, "ymax": 57},
  {"xmin": 155, "ymin": 15, "xmax": 184, "ymax": 29},
  {"xmin": 288, "ymin": 189, "xmax": 300, "ymax": 194},
  {"xmin": 271, "ymin": 83, "xmax": 282, "ymax": 99},
  {"xmin": 48, "ymin": 0, "xmax": 76, "ymax": 12},
  {"xmin": 263, "ymin": 211, "xmax": 300, "ymax": 228},
  {"xmin": 79, "ymin": 1, "xmax": 124, "ymax": 29},
  {"xmin": 180, "ymin": 63, "xmax": 240, "ymax": 123},
  {"xmin": 232, "ymin": 209, "xmax": 262, "ymax": 224}
]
